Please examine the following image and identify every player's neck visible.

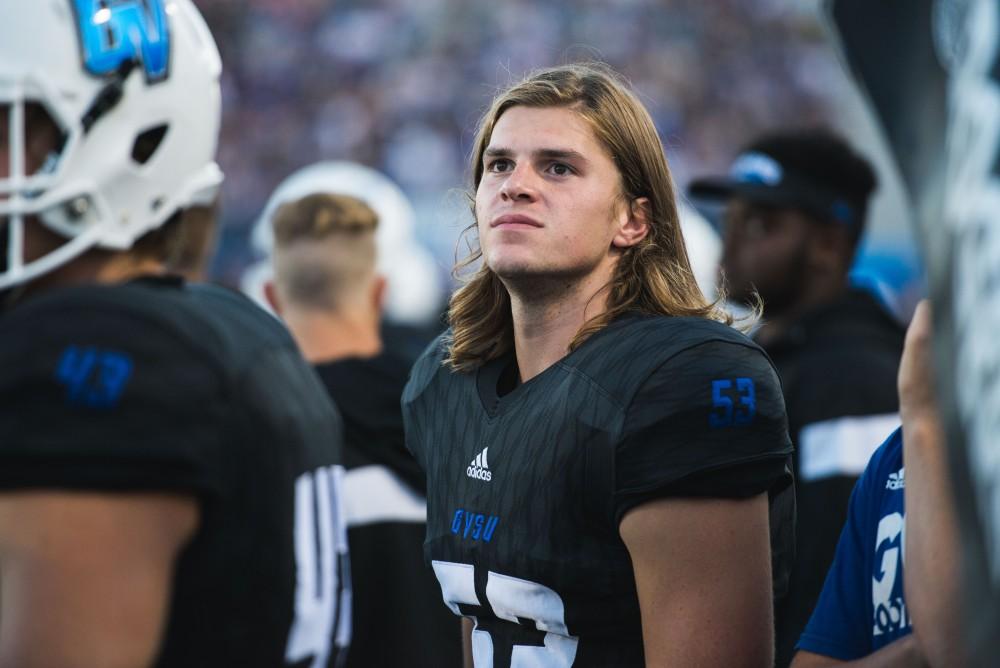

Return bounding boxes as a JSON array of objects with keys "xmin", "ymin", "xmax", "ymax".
[
  {"xmin": 283, "ymin": 306, "xmax": 382, "ymax": 364},
  {"xmin": 23, "ymin": 252, "xmax": 167, "ymax": 297},
  {"xmin": 506, "ymin": 268, "xmax": 612, "ymax": 382}
]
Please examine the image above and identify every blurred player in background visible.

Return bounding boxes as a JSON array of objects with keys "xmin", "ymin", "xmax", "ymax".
[
  {"xmin": 242, "ymin": 160, "xmax": 446, "ymax": 360},
  {"xmin": 265, "ymin": 192, "xmax": 461, "ymax": 667},
  {"xmin": 689, "ymin": 129, "xmax": 906, "ymax": 667},
  {"xmin": 0, "ymin": 1, "xmax": 348, "ymax": 666},
  {"xmin": 403, "ymin": 63, "xmax": 794, "ymax": 667}
]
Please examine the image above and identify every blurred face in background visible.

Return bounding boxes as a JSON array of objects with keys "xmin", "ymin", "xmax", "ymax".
[
  {"xmin": 475, "ymin": 105, "xmax": 630, "ymax": 286},
  {"xmin": 720, "ymin": 197, "xmax": 815, "ymax": 314}
]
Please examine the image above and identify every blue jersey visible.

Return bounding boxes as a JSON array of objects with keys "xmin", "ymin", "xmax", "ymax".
[{"xmin": 796, "ymin": 428, "xmax": 910, "ymax": 659}]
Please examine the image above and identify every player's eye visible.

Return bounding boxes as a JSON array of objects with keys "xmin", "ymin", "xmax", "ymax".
[
  {"xmin": 487, "ymin": 158, "xmax": 512, "ymax": 173},
  {"xmin": 547, "ymin": 162, "xmax": 573, "ymax": 176}
]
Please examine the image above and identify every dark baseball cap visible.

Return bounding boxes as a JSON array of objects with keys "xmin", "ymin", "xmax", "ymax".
[{"xmin": 688, "ymin": 129, "xmax": 878, "ymax": 229}]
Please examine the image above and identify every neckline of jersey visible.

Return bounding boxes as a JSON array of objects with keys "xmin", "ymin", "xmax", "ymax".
[{"xmin": 474, "ymin": 312, "xmax": 647, "ymax": 418}]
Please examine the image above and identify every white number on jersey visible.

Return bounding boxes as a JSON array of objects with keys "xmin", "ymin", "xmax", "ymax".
[
  {"xmin": 872, "ymin": 511, "xmax": 907, "ymax": 636},
  {"xmin": 432, "ymin": 560, "xmax": 579, "ymax": 667},
  {"xmin": 286, "ymin": 465, "xmax": 351, "ymax": 668}
]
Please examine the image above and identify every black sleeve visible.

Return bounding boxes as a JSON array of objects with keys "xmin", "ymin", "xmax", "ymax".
[
  {"xmin": 0, "ymin": 298, "xmax": 227, "ymax": 496},
  {"xmin": 401, "ymin": 333, "xmax": 449, "ymax": 473},
  {"xmin": 614, "ymin": 340, "xmax": 793, "ymax": 523}
]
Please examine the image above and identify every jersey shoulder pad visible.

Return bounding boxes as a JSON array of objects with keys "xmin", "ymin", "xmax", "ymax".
[
  {"xmin": 571, "ymin": 314, "xmax": 768, "ymax": 405},
  {"xmin": 0, "ymin": 282, "xmax": 234, "ymax": 492},
  {"xmin": 401, "ymin": 330, "xmax": 451, "ymax": 406}
]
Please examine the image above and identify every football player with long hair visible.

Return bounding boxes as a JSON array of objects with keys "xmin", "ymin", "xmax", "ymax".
[
  {"xmin": 0, "ymin": 2, "xmax": 348, "ymax": 666},
  {"xmin": 403, "ymin": 63, "xmax": 794, "ymax": 667}
]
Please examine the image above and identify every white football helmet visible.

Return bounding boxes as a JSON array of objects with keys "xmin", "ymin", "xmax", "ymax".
[
  {"xmin": 242, "ymin": 161, "xmax": 444, "ymax": 326},
  {"xmin": 0, "ymin": 0, "xmax": 223, "ymax": 289}
]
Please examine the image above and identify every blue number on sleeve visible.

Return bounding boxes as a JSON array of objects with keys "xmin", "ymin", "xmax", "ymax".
[
  {"xmin": 710, "ymin": 377, "xmax": 757, "ymax": 428},
  {"xmin": 734, "ymin": 377, "xmax": 756, "ymax": 426},
  {"xmin": 96, "ymin": 352, "xmax": 133, "ymax": 406},
  {"xmin": 72, "ymin": 0, "xmax": 171, "ymax": 82},
  {"xmin": 709, "ymin": 379, "xmax": 734, "ymax": 428},
  {"xmin": 56, "ymin": 345, "xmax": 98, "ymax": 404},
  {"xmin": 56, "ymin": 345, "xmax": 133, "ymax": 408}
]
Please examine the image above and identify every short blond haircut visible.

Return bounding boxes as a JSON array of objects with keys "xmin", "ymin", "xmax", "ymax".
[{"xmin": 271, "ymin": 193, "xmax": 378, "ymax": 310}]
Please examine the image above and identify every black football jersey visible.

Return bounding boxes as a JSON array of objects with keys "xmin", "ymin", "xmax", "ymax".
[
  {"xmin": 403, "ymin": 314, "xmax": 794, "ymax": 667},
  {"xmin": 315, "ymin": 353, "xmax": 462, "ymax": 667},
  {"xmin": 0, "ymin": 278, "xmax": 349, "ymax": 668}
]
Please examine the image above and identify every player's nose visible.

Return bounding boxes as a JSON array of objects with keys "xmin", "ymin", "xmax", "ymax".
[{"xmin": 499, "ymin": 164, "xmax": 539, "ymax": 202}]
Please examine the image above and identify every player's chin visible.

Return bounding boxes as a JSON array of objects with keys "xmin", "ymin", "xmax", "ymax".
[
  {"xmin": 485, "ymin": 246, "xmax": 536, "ymax": 274},
  {"xmin": 489, "ymin": 261, "xmax": 591, "ymax": 291},
  {"xmin": 486, "ymin": 255, "xmax": 553, "ymax": 281},
  {"xmin": 487, "ymin": 258, "xmax": 564, "ymax": 284}
]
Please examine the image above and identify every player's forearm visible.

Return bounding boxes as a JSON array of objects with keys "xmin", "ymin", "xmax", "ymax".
[
  {"xmin": 902, "ymin": 416, "xmax": 963, "ymax": 667},
  {"xmin": 792, "ymin": 635, "xmax": 928, "ymax": 668}
]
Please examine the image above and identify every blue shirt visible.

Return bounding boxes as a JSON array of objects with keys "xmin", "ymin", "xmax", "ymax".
[{"xmin": 796, "ymin": 427, "xmax": 910, "ymax": 659}]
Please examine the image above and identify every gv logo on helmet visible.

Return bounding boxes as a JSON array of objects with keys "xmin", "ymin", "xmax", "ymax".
[{"xmin": 72, "ymin": 0, "xmax": 171, "ymax": 82}]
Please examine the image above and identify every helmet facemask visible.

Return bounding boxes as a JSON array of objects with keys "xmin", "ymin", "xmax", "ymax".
[{"xmin": 0, "ymin": 93, "xmax": 90, "ymax": 285}]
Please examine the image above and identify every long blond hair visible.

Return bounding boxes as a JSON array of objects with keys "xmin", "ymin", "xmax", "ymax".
[{"xmin": 446, "ymin": 63, "xmax": 733, "ymax": 372}]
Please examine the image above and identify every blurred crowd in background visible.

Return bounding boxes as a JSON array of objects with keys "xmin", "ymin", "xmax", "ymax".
[{"xmin": 197, "ymin": 0, "xmax": 921, "ymax": 316}]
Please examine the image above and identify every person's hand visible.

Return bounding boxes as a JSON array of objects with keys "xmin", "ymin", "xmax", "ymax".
[
  {"xmin": 898, "ymin": 300, "xmax": 941, "ymax": 431},
  {"xmin": 899, "ymin": 300, "xmax": 964, "ymax": 668}
]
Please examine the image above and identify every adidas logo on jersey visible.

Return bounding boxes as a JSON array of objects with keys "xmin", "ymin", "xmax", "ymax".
[
  {"xmin": 886, "ymin": 467, "xmax": 905, "ymax": 490},
  {"xmin": 467, "ymin": 447, "xmax": 492, "ymax": 482}
]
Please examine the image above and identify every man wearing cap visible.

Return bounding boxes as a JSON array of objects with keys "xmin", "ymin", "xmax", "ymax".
[{"xmin": 690, "ymin": 129, "xmax": 906, "ymax": 667}]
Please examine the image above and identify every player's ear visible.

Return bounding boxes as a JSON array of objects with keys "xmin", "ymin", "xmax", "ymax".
[
  {"xmin": 612, "ymin": 196, "xmax": 651, "ymax": 249},
  {"xmin": 263, "ymin": 279, "xmax": 283, "ymax": 316}
]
